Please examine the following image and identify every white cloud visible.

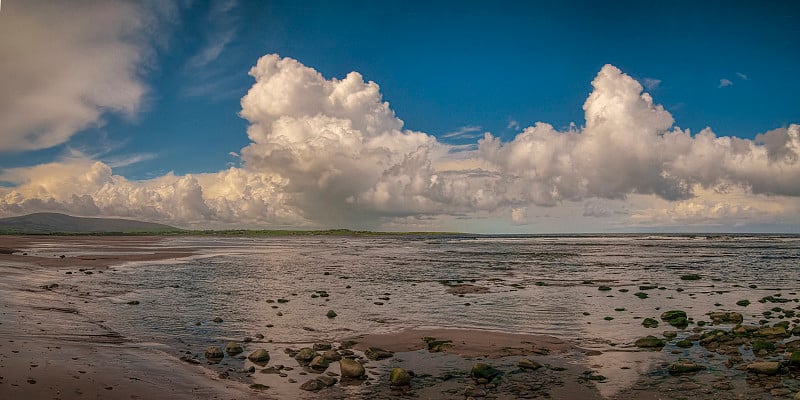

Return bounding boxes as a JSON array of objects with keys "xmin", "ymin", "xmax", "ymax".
[
  {"xmin": 643, "ymin": 78, "xmax": 661, "ymax": 90},
  {"xmin": 719, "ymin": 78, "xmax": 733, "ymax": 88},
  {"xmin": 507, "ymin": 119, "xmax": 520, "ymax": 131},
  {"xmin": 1, "ymin": 55, "xmax": 798, "ymax": 231},
  {"xmin": 442, "ymin": 126, "xmax": 482, "ymax": 139},
  {"xmin": 736, "ymin": 72, "xmax": 748, "ymax": 80},
  {"xmin": 0, "ymin": 0, "xmax": 165, "ymax": 151}
]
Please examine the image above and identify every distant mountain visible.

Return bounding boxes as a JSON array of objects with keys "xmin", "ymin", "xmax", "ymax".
[{"xmin": 0, "ymin": 213, "xmax": 180, "ymax": 234}]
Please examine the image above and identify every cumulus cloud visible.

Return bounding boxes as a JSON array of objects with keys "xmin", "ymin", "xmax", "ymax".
[
  {"xmin": 1, "ymin": 54, "xmax": 798, "ymax": 230},
  {"xmin": 0, "ymin": 0, "xmax": 165, "ymax": 151}
]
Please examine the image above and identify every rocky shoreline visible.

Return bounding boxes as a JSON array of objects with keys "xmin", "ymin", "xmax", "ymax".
[{"xmin": 2, "ymin": 235, "xmax": 800, "ymax": 399}]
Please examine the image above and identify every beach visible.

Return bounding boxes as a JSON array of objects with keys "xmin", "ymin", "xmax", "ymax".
[{"xmin": 1, "ymin": 235, "xmax": 800, "ymax": 399}]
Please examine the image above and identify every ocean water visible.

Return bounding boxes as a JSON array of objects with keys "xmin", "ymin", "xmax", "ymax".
[{"xmin": 54, "ymin": 234, "xmax": 800, "ymax": 353}]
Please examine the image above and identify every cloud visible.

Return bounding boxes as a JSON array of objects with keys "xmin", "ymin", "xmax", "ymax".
[
  {"xmin": 0, "ymin": 0, "xmax": 166, "ymax": 152},
  {"xmin": 507, "ymin": 119, "xmax": 520, "ymax": 131},
  {"xmin": 643, "ymin": 78, "xmax": 661, "ymax": 90},
  {"xmin": 736, "ymin": 72, "xmax": 748, "ymax": 80},
  {"xmin": 186, "ymin": 0, "xmax": 238, "ymax": 68},
  {"xmin": 442, "ymin": 126, "xmax": 482, "ymax": 139},
  {"xmin": 719, "ymin": 78, "xmax": 733, "ymax": 88},
  {"xmin": 1, "ymin": 55, "xmax": 798, "ymax": 231}
]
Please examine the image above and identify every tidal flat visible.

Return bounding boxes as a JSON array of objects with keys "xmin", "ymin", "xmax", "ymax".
[{"xmin": 1, "ymin": 234, "xmax": 800, "ymax": 399}]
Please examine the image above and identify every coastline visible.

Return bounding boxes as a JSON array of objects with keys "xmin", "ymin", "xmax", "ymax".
[{"xmin": 0, "ymin": 236, "xmax": 257, "ymax": 400}]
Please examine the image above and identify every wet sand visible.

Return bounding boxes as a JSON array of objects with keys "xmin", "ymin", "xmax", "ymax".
[
  {"xmin": 0, "ymin": 236, "xmax": 253, "ymax": 400},
  {"xmin": 3, "ymin": 235, "xmax": 800, "ymax": 399}
]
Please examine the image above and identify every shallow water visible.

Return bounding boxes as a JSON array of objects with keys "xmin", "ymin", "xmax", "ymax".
[
  {"xmin": 33, "ymin": 234, "xmax": 800, "ymax": 397},
  {"xmin": 48, "ymin": 235, "xmax": 799, "ymax": 347}
]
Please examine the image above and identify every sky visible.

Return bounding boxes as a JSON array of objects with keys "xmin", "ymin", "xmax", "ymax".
[{"xmin": 0, "ymin": 0, "xmax": 799, "ymax": 233}]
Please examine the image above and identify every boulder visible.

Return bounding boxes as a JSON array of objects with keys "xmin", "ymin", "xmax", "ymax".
[
  {"xmin": 204, "ymin": 346, "xmax": 224, "ymax": 359},
  {"xmin": 390, "ymin": 368, "xmax": 412, "ymax": 386},
  {"xmin": 339, "ymin": 358, "xmax": 365, "ymax": 378},
  {"xmin": 225, "ymin": 342, "xmax": 243, "ymax": 355},
  {"xmin": 642, "ymin": 318, "xmax": 659, "ymax": 328},
  {"xmin": 317, "ymin": 375, "xmax": 337, "ymax": 386},
  {"xmin": 660, "ymin": 310, "xmax": 688, "ymax": 328},
  {"xmin": 668, "ymin": 360, "xmax": 703, "ymax": 374},
  {"xmin": 294, "ymin": 347, "xmax": 318, "ymax": 363},
  {"xmin": 756, "ymin": 326, "xmax": 787, "ymax": 337},
  {"xmin": 308, "ymin": 355, "xmax": 329, "ymax": 371},
  {"xmin": 518, "ymin": 358, "xmax": 542, "ymax": 370},
  {"xmin": 299, "ymin": 379, "xmax": 325, "ymax": 391},
  {"xmin": 634, "ymin": 336, "xmax": 665, "ymax": 348},
  {"xmin": 471, "ymin": 363, "xmax": 500, "ymax": 380},
  {"xmin": 746, "ymin": 361, "xmax": 781, "ymax": 375},
  {"xmin": 708, "ymin": 312, "xmax": 743, "ymax": 324},
  {"xmin": 322, "ymin": 349, "xmax": 341, "ymax": 361},
  {"xmin": 248, "ymin": 349, "xmax": 270, "ymax": 363}
]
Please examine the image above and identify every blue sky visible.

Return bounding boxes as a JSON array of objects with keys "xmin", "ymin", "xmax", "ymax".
[{"xmin": 0, "ymin": 1, "xmax": 798, "ymax": 232}]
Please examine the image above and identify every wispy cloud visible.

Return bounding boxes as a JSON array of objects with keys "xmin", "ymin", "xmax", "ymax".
[
  {"xmin": 507, "ymin": 119, "xmax": 520, "ymax": 131},
  {"xmin": 442, "ymin": 125, "xmax": 482, "ymax": 139},
  {"xmin": 643, "ymin": 78, "xmax": 661, "ymax": 90},
  {"xmin": 719, "ymin": 78, "xmax": 733, "ymax": 88},
  {"xmin": 736, "ymin": 72, "xmax": 748, "ymax": 80},
  {"xmin": 105, "ymin": 153, "xmax": 158, "ymax": 168},
  {"xmin": 187, "ymin": 0, "xmax": 239, "ymax": 68}
]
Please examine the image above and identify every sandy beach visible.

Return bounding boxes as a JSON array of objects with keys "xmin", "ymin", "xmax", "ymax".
[
  {"xmin": 0, "ymin": 236, "xmax": 253, "ymax": 400},
  {"xmin": 2, "ymin": 235, "xmax": 800, "ymax": 400}
]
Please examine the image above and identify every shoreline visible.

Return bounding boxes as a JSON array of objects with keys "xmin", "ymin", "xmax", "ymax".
[
  {"xmin": 0, "ymin": 236, "xmax": 257, "ymax": 400},
  {"xmin": 2, "ymin": 235, "xmax": 800, "ymax": 399}
]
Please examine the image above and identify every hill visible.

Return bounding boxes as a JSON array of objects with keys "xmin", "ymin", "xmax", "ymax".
[{"xmin": 0, "ymin": 213, "xmax": 180, "ymax": 234}]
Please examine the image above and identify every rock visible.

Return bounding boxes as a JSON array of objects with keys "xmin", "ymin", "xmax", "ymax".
[
  {"xmin": 423, "ymin": 337, "xmax": 454, "ymax": 352},
  {"xmin": 313, "ymin": 342, "xmax": 332, "ymax": 351},
  {"xmin": 668, "ymin": 360, "xmax": 703, "ymax": 374},
  {"xmin": 339, "ymin": 358, "xmax": 365, "ymax": 378},
  {"xmin": 680, "ymin": 274, "xmax": 702, "ymax": 280},
  {"xmin": 736, "ymin": 299, "xmax": 751, "ymax": 307},
  {"xmin": 642, "ymin": 318, "xmax": 659, "ymax": 328},
  {"xmin": 746, "ymin": 361, "xmax": 781, "ymax": 375},
  {"xmin": 634, "ymin": 336, "xmax": 665, "ymax": 348},
  {"xmin": 126, "ymin": 300, "xmax": 140, "ymax": 305},
  {"xmin": 660, "ymin": 310, "xmax": 688, "ymax": 328},
  {"xmin": 794, "ymin": 391, "xmax": 800, "ymax": 400},
  {"xmin": 322, "ymin": 349, "xmax": 341, "ymax": 361},
  {"xmin": 663, "ymin": 331, "xmax": 678, "ymax": 339},
  {"xmin": 518, "ymin": 358, "xmax": 542, "ymax": 370},
  {"xmin": 212, "ymin": 317, "xmax": 223, "ymax": 323},
  {"xmin": 299, "ymin": 379, "xmax": 325, "ymax": 391},
  {"xmin": 255, "ymin": 333, "xmax": 264, "ymax": 339},
  {"xmin": 471, "ymin": 363, "xmax": 500, "ymax": 380},
  {"xmin": 790, "ymin": 350, "xmax": 800, "ymax": 366},
  {"xmin": 294, "ymin": 347, "xmax": 318, "ymax": 363},
  {"xmin": 675, "ymin": 339, "xmax": 693, "ymax": 348},
  {"xmin": 317, "ymin": 375, "xmax": 337, "ymax": 386},
  {"xmin": 248, "ymin": 349, "xmax": 270, "ymax": 363},
  {"xmin": 708, "ymin": 312, "xmax": 743, "ymax": 324},
  {"xmin": 364, "ymin": 347, "xmax": 393, "ymax": 360},
  {"xmin": 326, "ymin": 310, "xmax": 337, "ymax": 318},
  {"xmin": 225, "ymin": 342, "xmax": 243, "ymax": 355},
  {"xmin": 205, "ymin": 346, "xmax": 224, "ymax": 359},
  {"xmin": 464, "ymin": 385, "xmax": 487, "ymax": 397},
  {"xmin": 249, "ymin": 383, "xmax": 269, "ymax": 390},
  {"xmin": 598, "ymin": 286, "xmax": 612, "ymax": 291},
  {"xmin": 390, "ymin": 368, "xmax": 412, "ymax": 386},
  {"xmin": 309, "ymin": 355, "xmax": 329, "ymax": 371},
  {"xmin": 756, "ymin": 326, "xmax": 787, "ymax": 337}
]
